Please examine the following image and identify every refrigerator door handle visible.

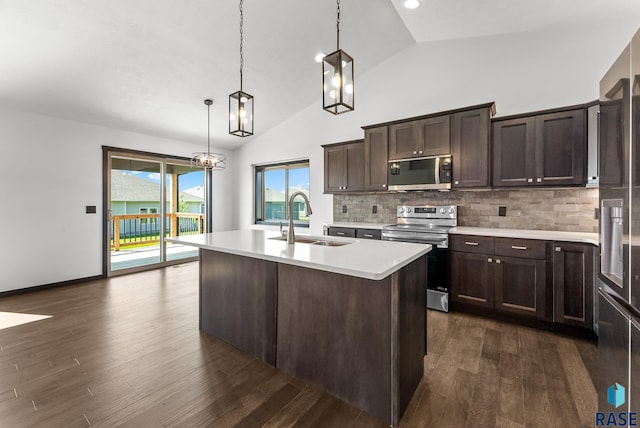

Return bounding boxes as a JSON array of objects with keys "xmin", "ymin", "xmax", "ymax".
[{"xmin": 599, "ymin": 287, "xmax": 640, "ymax": 322}]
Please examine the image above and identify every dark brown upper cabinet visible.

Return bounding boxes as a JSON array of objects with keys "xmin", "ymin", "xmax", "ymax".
[
  {"xmin": 493, "ymin": 107, "xmax": 586, "ymax": 187},
  {"xmin": 363, "ymin": 126, "xmax": 389, "ymax": 191},
  {"xmin": 451, "ymin": 106, "xmax": 494, "ymax": 188},
  {"xmin": 323, "ymin": 140, "xmax": 364, "ymax": 193},
  {"xmin": 388, "ymin": 115, "xmax": 450, "ymax": 160}
]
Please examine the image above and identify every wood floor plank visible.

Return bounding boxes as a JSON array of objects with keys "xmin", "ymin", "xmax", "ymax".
[{"xmin": 0, "ymin": 262, "xmax": 598, "ymax": 427}]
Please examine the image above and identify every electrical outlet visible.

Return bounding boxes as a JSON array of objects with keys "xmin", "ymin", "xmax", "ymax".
[
  {"xmin": 86, "ymin": 205, "xmax": 97, "ymax": 214},
  {"xmin": 342, "ymin": 205, "xmax": 347, "ymax": 213},
  {"xmin": 594, "ymin": 207, "xmax": 600, "ymax": 220},
  {"xmin": 372, "ymin": 205, "xmax": 377, "ymax": 214},
  {"xmin": 498, "ymin": 206, "xmax": 507, "ymax": 216}
]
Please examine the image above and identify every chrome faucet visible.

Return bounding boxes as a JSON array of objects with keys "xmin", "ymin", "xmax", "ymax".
[{"xmin": 287, "ymin": 191, "xmax": 313, "ymax": 244}]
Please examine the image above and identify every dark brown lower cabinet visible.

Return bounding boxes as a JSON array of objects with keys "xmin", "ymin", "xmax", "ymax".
[
  {"xmin": 450, "ymin": 251, "xmax": 494, "ymax": 308},
  {"xmin": 552, "ymin": 243, "xmax": 595, "ymax": 328},
  {"xmin": 494, "ymin": 256, "xmax": 546, "ymax": 318},
  {"xmin": 450, "ymin": 234, "xmax": 597, "ymax": 331}
]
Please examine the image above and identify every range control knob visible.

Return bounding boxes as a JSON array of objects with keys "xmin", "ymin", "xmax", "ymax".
[
  {"xmin": 406, "ymin": 208, "xmax": 412, "ymax": 213},
  {"xmin": 440, "ymin": 208, "xmax": 446, "ymax": 214},
  {"xmin": 399, "ymin": 207, "xmax": 405, "ymax": 213},
  {"xmin": 448, "ymin": 207, "xmax": 455, "ymax": 214}
]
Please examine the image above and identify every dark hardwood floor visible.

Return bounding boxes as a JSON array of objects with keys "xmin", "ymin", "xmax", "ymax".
[{"xmin": 0, "ymin": 262, "xmax": 597, "ymax": 427}]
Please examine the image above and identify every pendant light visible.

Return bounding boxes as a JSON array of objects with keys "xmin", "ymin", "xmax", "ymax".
[
  {"xmin": 192, "ymin": 99, "xmax": 226, "ymax": 170},
  {"xmin": 322, "ymin": 0, "xmax": 354, "ymax": 114},
  {"xmin": 229, "ymin": 0, "xmax": 254, "ymax": 137}
]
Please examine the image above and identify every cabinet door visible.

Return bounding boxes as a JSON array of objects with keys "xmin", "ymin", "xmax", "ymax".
[
  {"xmin": 324, "ymin": 145, "xmax": 346, "ymax": 193},
  {"xmin": 451, "ymin": 108, "xmax": 490, "ymax": 188},
  {"xmin": 553, "ymin": 243, "xmax": 594, "ymax": 328},
  {"xmin": 450, "ymin": 251, "xmax": 494, "ymax": 308},
  {"xmin": 418, "ymin": 115, "xmax": 450, "ymax": 157},
  {"xmin": 364, "ymin": 127, "xmax": 389, "ymax": 191},
  {"xmin": 389, "ymin": 121, "xmax": 420, "ymax": 160},
  {"xmin": 494, "ymin": 256, "xmax": 546, "ymax": 318},
  {"xmin": 344, "ymin": 142, "xmax": 365, "ymax": 192},
  {"xmin": 534, "ymin": 109, "xmax": 586, "ymax": 186},
  {"xmin": 492, "ymin": 118, "xmax": 536, "ymax": 186}
]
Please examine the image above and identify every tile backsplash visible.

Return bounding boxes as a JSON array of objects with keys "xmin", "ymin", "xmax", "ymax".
[{"xmin": 333, "ymin": 188, "xmax": 599, "ymax": 233}]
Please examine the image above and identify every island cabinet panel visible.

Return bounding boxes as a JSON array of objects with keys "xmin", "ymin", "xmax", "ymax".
[
  {"xmin": 451, "ymin": 107, "xmax": 491, "ymax": 188},
  {"xmin": 553, "ymin": 243, "xmax": 595, "ymax": 328},
  {"xmin": 276, "ymin": 255, "xmax": 426, "ymax": 427},
  {"xmin": 199, "ymin": 249, "xmax": 278, "ymax": 365},
  {"xmin": 364, "ymin": 126, "xmax": 389, "ymax": 191}
]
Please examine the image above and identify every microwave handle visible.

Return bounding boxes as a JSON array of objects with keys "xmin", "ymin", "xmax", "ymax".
[{"xmin": 435, "ymin": 156, "xmax": 440, "ymax": 185}]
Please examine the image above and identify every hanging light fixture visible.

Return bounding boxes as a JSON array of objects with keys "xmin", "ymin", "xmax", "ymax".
[
  {"xmin": 229, "ymin": 0, "xmax": 254, "ymax": 137},
  {"xmin": 322, "ymin": 0, "xmax": 354, "ymax": 114},
  {"xmin": 192, "ymin": 99, "xmax": 226, "ymax": 170}
]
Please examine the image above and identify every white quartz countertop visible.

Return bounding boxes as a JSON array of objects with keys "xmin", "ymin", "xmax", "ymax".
[
  {"xmin": 449, "ymin": 226, "xmax": 599, "ymax": 246},
  {"xmin": 167, "ymin": 230, "xmax": 430, "ymax": 280},
  {"xmin": 329, "ymin": 222, "xmax": 388, "ymax": 230}
]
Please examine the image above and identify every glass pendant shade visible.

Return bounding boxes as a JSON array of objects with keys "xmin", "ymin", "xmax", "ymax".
[
  {"xmin": 322, "ymin": 49, "xmax": 354, "ymax": 115},
  {"xmin": 229, "ymin": 90, "xmax": 254, "ymax": 137}
]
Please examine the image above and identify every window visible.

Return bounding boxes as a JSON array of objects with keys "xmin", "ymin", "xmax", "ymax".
[{"xmin": 255, "ymin": 160, "xmax": 310, "ymax": 226}]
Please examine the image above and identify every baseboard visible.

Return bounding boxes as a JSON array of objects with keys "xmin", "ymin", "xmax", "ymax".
[{"xmin": 0, "ymin": 275, "xmax": 105, "ymax": 298}]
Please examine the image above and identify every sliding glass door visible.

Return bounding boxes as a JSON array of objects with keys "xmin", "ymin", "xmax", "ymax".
[{"xmin": 105, "ymin": 150, "xmax": 203, "ymax": 276}]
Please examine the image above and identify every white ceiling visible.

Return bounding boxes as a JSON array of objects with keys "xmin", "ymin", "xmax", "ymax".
[{"xmin": 1, "ymin": 0, "xmax": 639, "ymax": 150}]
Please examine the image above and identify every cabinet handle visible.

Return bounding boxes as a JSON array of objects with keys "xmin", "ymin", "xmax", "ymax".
[
  {"xmin": 454, "ymin": 180, "xmax": 460, "ymax": 185},
  {"xmin": 419, "ymin": 150, "xmax": 423, "ymax": 154},
  {"xmin": 488, "ymin": 258, "xmax": 493, "ymax": 263},
  {"xmin": 496, "ymin": 259, "xmax": 502, "ymax": 264},
  {"xmin": 511, "ymin": 245, "xmax": 527, "ymax": 250},
  {"xmin": 536, "ymin": 178, "xmax": 542, "ymax": 182},
  {"xmin": 527, "ymin": 178, "xmax": 533, "ymax": 183},
  {"xmin": 555, "ymin": 247, "xmax": 562, "ymax": 252},
  {"xmin": 382, "ymin": 184, "xmax": 387, "ymax": 188},
  {"xmin": 464, "ymin": 242, "xmax": 479, "ymax": 246},
  {"xmin": 413, "ymin": 151, "xmax": 417, "ymax": 155},
  {"xmin": 336, "ymin": 232, "xmax": 346, "ymax": 236},
  {"xmin": 363, "ymin": 234, "xmax": 374, "ymax": 238}
]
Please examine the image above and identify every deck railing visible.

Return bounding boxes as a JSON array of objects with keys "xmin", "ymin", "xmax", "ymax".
[{"xmin": 111, "ymin": 213, "xmax": 204, "ymax": 251}]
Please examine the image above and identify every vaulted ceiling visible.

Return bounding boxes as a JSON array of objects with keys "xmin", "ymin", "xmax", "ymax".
[{"xmin": 1, "ymin": 0, "xmax": 638, "ymax": 150}]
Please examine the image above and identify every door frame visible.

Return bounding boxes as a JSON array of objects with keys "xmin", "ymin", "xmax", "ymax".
[{"xmin": 102, "ymin": 146, "xmax": 199, "ymax": 277}]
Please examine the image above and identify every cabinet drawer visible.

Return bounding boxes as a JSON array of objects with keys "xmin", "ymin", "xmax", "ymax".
[
  {"xmin": 494, "ymin": 238, "xmax": 546, "ymax": 259},
  {"xmin": 328, "ymin": 227, "xmax": 356, "ymax": 238},
  {"xmin": 356, "ymin": 229, "xmax": 381, "ymax": 240},
  {"xmin": 450, "ymin": 235, "xmax": 494, "ymax": 254}
]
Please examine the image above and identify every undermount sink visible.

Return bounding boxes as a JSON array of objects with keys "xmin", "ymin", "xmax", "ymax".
[
  {"xmin": 268, "ymin": 236, "xmax": 319, "ymax": 244},
  {"xmin": 311, "ymin": 240, "xmax": 350, "ymax": 247},
  {"xmin": 268, "ymin": 236, "xmax": 351, "ymax": 246}
]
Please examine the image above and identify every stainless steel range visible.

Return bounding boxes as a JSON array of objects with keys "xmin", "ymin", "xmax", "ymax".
[{"xmin": 382, "ymin": 205, "xmax": 457, "ymax": 312}]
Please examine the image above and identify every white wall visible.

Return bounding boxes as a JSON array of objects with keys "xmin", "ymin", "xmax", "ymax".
[
  {"xmin": 233, "ymin": 20, "xmax": 639, "ymax": 234},
  {"xmin": 0, "ymin": 107, "xmax": 234, "ymax": 292}
]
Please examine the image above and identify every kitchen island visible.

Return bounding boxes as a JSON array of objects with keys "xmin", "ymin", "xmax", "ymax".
[{"xmin": 167, "ymin": 230, "xmax": 430, "ymax": 426}]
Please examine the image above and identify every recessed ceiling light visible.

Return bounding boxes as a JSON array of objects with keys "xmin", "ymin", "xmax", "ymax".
[
  {"xmin": 315, "ymin": 53, "xmax": 326, "ymax": 63},
  {"xmin": 403, "ymin": 0, "xmax": 420, "ymax": 10}
]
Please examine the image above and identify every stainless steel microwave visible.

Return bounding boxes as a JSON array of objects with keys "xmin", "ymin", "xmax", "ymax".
[{"xmin": 388, "ymin": 155, "xmax": 452, "ymax": 191}]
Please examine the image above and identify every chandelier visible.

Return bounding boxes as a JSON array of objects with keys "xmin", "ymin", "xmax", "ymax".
[{"xmin": 192, "ymin": 99, "xmax": 226, "ymax": 170}]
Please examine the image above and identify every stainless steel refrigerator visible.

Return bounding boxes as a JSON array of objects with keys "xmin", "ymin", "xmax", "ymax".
[{"xmin": 598, "ymin": 27, "xmax": 640, "ymax": 416}]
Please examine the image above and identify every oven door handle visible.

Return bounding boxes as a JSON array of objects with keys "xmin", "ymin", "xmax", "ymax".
[{"xmin": 382, "ymin": 236, "xmax": 447, "ymax": 246}]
